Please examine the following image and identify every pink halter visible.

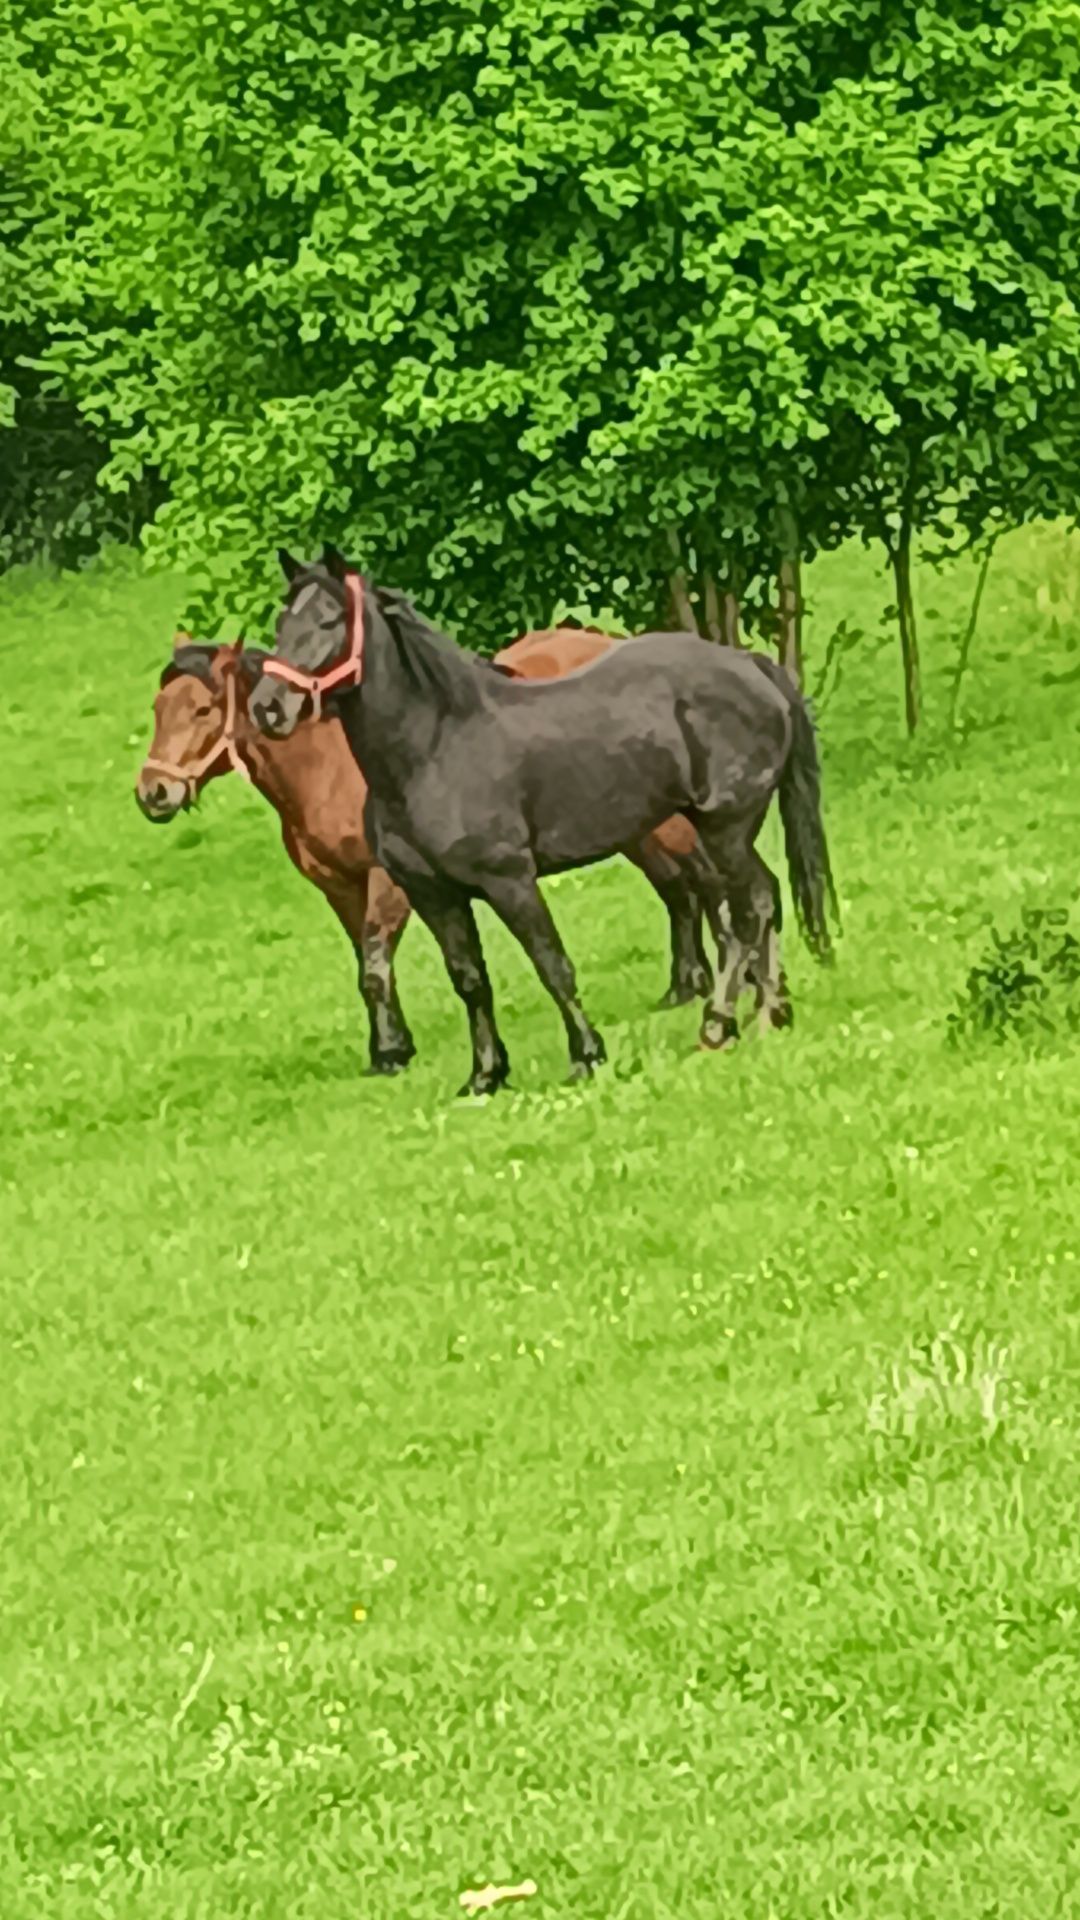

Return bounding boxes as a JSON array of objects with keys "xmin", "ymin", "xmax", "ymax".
[
  {"xmin": 261, "ymin": 571, "xmax": 365, "ymax": 718},
  {"xmin": 143, "ymin": 650, "xmax": 252, "ymax": 800}
]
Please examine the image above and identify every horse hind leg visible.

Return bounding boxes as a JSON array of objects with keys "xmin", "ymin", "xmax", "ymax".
[
  {"xmin": 691, "ymin": 822, "xmax": 780, "ymax": 1051},
  {"xmin": 680, "ymin": 838, "xmax": 776, "ymax": 1019},
  {"xmin": 623, "ymin": 826, "xmax": 713, "ymax": 1009},
  {"xmin": 671, "ymin": 830, "xmax": 719, "ymax": 1002},
  {"xmin": 700, "ymin": 895, "xmax": 753, "ymax": 1051},
  {"xmin": 752, "ymin": 865, "xmax": 793, "ymax": 1035}
]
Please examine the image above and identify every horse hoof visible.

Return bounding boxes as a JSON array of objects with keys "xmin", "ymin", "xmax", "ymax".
[
  {"xmin": 365, "ymin": 1053, "xmax": 414, "ymax": 1077},
  {"xmin": 659, "ymin": 966, "xmax": 714, "ymax": 1010},
  {"xmin": 656, "ymin": 985, "xmax": 697, "ymax": 1011},
  {"xmin": 567, "ymin": 1041, "xmax": 606, "ymax": 1082},
  {"xmin": 698, "ymin": 1017, "xmax": 739, "ymax": 1053},
  {"xmin": 457, "ymin": 1065, "xmax": 510, "ymax": 1099}
]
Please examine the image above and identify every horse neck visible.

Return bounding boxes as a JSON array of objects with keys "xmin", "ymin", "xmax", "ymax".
[
  {"xmin": 233, "ymin": 702, "xmax": 315, "ymax": 814},
  {"xmin": 346, "ymin": 600, "xmax": 455, "ymax": 782}
]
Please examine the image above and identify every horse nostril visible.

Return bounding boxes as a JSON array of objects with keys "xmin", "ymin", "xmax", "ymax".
[{"xmin": 138, "ymin": 780, "xmax": 167, "ymax": 815}]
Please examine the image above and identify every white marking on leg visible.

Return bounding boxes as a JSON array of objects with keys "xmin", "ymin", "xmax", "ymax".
[{"xmin": 756, "ymin": 923, "xmax": 783, "ymax": 1034}]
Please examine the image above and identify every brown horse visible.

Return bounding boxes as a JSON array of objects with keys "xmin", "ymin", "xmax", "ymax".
[
  {"xmin": 135, "ymin": 631, "xmax": 714, "ymax": 1074},
  {"xmin": 493, "ymin": 627, "xmax": 613, "ymax": 677}
]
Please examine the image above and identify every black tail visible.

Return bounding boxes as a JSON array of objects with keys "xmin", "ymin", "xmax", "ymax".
[{"xmin": 750, "ymin": 656, "xmax": 838, "ymax": 963}]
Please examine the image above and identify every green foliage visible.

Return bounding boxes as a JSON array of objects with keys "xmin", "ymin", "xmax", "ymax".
[
  {"xmin": 0, "ymin": 0, "xmax": 160, "ymax": 566},
  {"xmin": 0, "ymin": 381, "xmax": 161, "ymax": 568},
  {"xmin": 949, "ymin": 906, "xmax": 1080, "ymax": 1047},
  {"xmin": 2, "ymin": 0, "xmax": 1076, "ymax": 668},
  {"xmin": 7, "ymin": 1, "xmax": 1080, "ymax": 649}
]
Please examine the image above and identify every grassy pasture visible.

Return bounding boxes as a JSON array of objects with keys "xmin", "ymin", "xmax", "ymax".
[{"xmin": 1, "ymin": 529, "xmax": 1079, "ymax": 1917}]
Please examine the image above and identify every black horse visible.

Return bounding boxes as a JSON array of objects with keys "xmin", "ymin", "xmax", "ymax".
[{"xmin": 248, "ymin": 548, "xmax": 837, "ymax": 1096}]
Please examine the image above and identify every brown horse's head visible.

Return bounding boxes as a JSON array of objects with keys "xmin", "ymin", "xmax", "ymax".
[{"xmin": 135, "ymin": 639, "xmax": 250, "ymax": 822}]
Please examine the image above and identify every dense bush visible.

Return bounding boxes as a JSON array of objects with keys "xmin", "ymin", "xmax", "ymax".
[{"xmin": 0, "ymin": 379, "xmax": 161, "ymax": 570}]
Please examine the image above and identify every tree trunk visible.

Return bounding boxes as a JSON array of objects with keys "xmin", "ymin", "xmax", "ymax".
[
  {"xmin": 700, "ymin": 568, "xmax": 723, "ymax": 642},
  {"xmin": 881, "ymin": 437, "xmax": 924, "ymax": 735},
  {"xmin": 776, "ymin": 553, "xmax": 803, "ymax": 685},
  {"xmin": 891, "ymin": 535, "xmax": 921, "ymax": 735},
  {"xmin": 665, "ymin": 530, "xmax": 699, "ymax": 632},
  {"xmin": 775, "ymin": 504, "xmax": 803, "ymax": 685},
  {"xmin": 720, "ymin": 588, "xmax": 742, "ymax": 649},
  {"xmin": 948, "ymin": 537, "xmax": 995, "ymax": 732},
  {"xmin": 666, "ymin": 571, "xmax": 698, "ymax": 632}
]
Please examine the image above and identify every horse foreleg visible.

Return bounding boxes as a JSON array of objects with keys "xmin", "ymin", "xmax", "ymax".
[
  {"xmin": 285, "ymin": 827, "xmax": 416, "ymax": 1073},
  {"xmin": 360, "ymin": 867, "xmax": 416, "ymax": 1074},
  {"xmin": 483, "ymin": 874, "xmax": 605, "ymax": 1082},
  {"xmin": 406, "ymin": 880, "xmax": 509, "ymax": 1097}
]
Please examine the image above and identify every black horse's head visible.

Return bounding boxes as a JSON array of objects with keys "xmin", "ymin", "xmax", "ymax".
[{"xmin": 248, "ymin": 545, "xmax": 355, "ymax": 739}]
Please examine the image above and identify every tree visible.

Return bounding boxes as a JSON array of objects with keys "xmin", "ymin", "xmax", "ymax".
[
  {"xmin": 0, "ymin": 2, "xmax": 160, "ymax": 566},
  {"xmin": 15, "ymin": 0, "xmax": 1080, "ymax": 705}
]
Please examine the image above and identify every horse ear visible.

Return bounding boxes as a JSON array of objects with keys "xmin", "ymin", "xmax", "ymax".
[
  {"xmin": 160, "ymin": 643, "xmax": 218, "ymax": 689},
  {"xmin": 321, "ymin": 543, "xmax": 348, "ymax": 582},
  {"xmin": 278, "ymin": 548, "xmax": 303, "ymax": 582},
  {"xmin": 239, "ymin": 645, "xmax": 268, "ymax": 683}
]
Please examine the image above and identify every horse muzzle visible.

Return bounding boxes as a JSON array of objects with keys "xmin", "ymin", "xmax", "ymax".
[
  {"xmin": 248, "ymin": 675, "xmax": 305, "ymax": 738},
  {"xmin": 135, "ymin": 773, "xmax": 189, "ymax": 821}
]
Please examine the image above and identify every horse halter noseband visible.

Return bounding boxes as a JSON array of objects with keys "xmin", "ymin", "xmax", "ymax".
[
  {"xmin": 260, "ymin": 571, "xmax": 365, "ymax": 719},
  {"xmin": 143, "ymin": 648, "xmax": 252, "ymax": 801}
]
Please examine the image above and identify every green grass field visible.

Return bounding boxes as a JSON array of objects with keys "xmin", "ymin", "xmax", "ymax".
[{"xmin": 2, "ymin": 529, "xmax": 1079, "ymax": 1917}]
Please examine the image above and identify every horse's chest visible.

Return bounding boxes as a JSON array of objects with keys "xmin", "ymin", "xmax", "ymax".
[
  {"xmin": 365, "ymin": 798, "xmax": 438, "ymax": 886},
  {"xmin": 368, "ymin": 778, "xmax": 524, "ymax": 889}
]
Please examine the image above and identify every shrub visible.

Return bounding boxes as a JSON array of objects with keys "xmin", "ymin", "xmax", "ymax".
[{"xmin": 948, "ymin": 906, "xmax": 1080, "ymax": 1046}]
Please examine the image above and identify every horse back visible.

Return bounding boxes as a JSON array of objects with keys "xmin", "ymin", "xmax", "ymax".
[{"xmin": 492, "ymin": 626, "xmax": 617, "ymax": 681}]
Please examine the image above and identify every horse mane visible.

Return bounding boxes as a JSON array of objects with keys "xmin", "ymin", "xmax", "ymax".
[
  {"xmin": 160, "ymin": 640, "xmax": 256, "ymax": 691},
  {"xmin": 159, "ymin": 643, "xmax": 219, "ymax": 690},
  {"xmin": 371, "ymin": 582, "xmax": 485, "ymax": 717},
  {"xmin": 238, "ymin": 646, "xmax": 269, "ymax": 688}
]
